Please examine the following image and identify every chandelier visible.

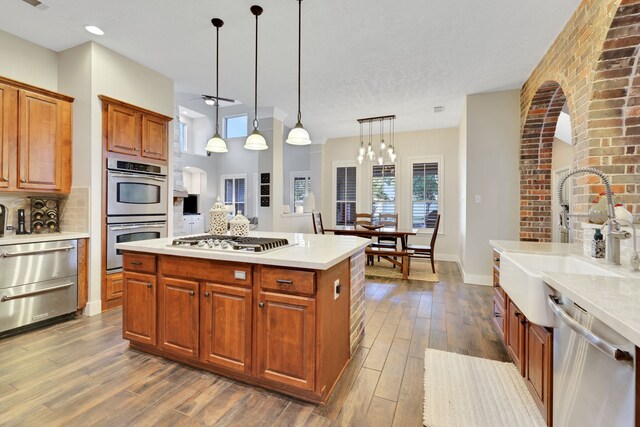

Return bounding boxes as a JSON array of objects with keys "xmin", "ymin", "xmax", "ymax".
[{"xmin": 356, "ymin": 115, "xmax": 397, "ymax": 165}]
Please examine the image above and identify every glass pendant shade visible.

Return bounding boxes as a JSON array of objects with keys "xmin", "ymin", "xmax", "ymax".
[
  {"xmin": 286, "ymin": 122, "xmax": 311, "ymax": 145},
  {"xmin": 244, "ymin": 129, "xmax": 268, "ymax": 150},
  {"xmin": 206, "ymin": 133, "xmax": 228, "ymax": 153}
]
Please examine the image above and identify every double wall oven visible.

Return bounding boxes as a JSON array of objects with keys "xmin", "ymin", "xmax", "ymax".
[{"xmin": 106, "ymin": 159, "xmax": 167, "ymax": 273}]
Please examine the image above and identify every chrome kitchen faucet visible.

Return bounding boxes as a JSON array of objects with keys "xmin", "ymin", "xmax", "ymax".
[{"xmin": 557, "ymin": 167, "xmax": 631, "ymax": 265}]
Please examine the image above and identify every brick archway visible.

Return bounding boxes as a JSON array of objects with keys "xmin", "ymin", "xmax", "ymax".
[
  {"xmin": 520, "ymin": 81, "xmax": 567, "ymax": 242},
  {"xmin": 582, "ymin": 0, "xmax": 640, "ymax": 217}
]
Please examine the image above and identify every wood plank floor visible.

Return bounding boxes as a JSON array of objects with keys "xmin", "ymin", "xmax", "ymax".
[{"xmin": 0, "ymin": 261, "xmax": 509, "ymax": 426}]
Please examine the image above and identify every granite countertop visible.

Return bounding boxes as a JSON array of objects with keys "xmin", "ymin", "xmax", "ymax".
[
  {"xmin": 490, "ymin": 239, "xmax": 640, "ymax": 347},
  {"xmin": 115, "ymin": 231, "xmax": 371, "ymax": 270},
  {"xmin": 0, "ymin": 232, "xmax": 90, "ymax": 246}
]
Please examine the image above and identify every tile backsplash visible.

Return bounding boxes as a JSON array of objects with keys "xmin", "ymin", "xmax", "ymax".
[{"xmin": 0, "ymin": 186, "xmax": 89, "ymax": 235}]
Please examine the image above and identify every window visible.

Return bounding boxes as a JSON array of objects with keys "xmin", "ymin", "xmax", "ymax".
[
  {"xmin": 335, "ymin": 166, "xmax": 357, "ymax": 226},
  {"xmin": 412, "ymin": 161, "xmax": 440, "ymax": 229},
  {"xmin": 179, "ymin": 121, "xmax": 188, "ymax": 152},
  {"xmin": 222, "ymin": 175, "xmax": 246, "ymax": 215},
  {"xmin": 225, "ymin": 114, "xmax": 248, "ymax": 139},
  {"xmin": 290, "ymin": 172, "xmax": 311, "ymax": 209},
  {"xmin": 372, "ymin": 164, "xmax": 396, "ymax": 216}
]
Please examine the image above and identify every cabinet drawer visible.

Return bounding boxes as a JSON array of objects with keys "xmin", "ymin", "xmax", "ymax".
[
  {"xmin": 261, "ymin": 267, "xmax": 315, "ymax": 296},
  {"xmin": 492, "ymin": 250, "xmax": 500, "ymax": 269},
  {"xmin": 159, "ymin": 256, "xmax": 252, "ymax": 287},
  {"xmin": 123, "ymin": 253, "xmax": 157, "ymax": 274}
]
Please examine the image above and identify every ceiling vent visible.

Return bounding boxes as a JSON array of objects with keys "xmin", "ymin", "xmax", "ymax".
[
  {"xmin": 433, "ymin": 106, "xmax": 445, "ymax": 113},
  {"xmin": 21, "ymin": 0, "xmax": 49, "ymax": 10}
]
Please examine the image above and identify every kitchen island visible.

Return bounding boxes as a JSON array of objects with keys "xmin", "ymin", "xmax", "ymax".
[{"xmin": 115, "ymin": 231, "xmax": 370, "ymax": 404}]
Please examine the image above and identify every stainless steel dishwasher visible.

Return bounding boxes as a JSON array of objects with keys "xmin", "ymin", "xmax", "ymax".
[
  {"xmin": 0, "ymin": 240, "xmax": 78, "ymax": 336},
  {"xmin": 549, "ymin": 294, "xmax": 636, "ymax": 427}
]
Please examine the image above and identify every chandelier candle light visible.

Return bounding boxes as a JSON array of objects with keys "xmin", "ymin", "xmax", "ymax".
[
  {"xmin": 206, "ymin": 18, "xmax": 228, "ymax": 154},
  {"xmin": 286, "ymin": 0, "xmax": 312, "ymax": 145},
  {"xmin": 244, "ymin": 5, "xmax": 269, "ymax": 150},
  {"xmin": 356, "ymin": 115, "xmax": 397, "ymax": 165}
]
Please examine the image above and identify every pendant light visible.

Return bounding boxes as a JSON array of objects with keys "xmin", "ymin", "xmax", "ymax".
[
  {"xmin": 244, "ymin": 5, "xmax": 268, "ymax": 151},
  {"xmin": 286, "ymin": 0, "xmax": 312, "ymax": 145},
  {"xmin": 206, "ymin": 18, "xmax": 228, "ymax": 154}
]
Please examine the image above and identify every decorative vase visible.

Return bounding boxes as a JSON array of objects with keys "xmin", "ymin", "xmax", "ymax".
[
  {"xmin": 230, "ymin": 211, "xmax": 250, "ymax": 237},
  {"xmin": 209, "ymin": 196, "xmax": 228, "ymax": 235},
  {"xmin": 588, "ymin": 195, "xmax": 608, "ymax": 224}
]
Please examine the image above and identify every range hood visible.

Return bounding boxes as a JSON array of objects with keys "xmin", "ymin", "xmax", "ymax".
[{"xmin": 173, "ymin": 188, "xmax": 188, "ymax": 198}]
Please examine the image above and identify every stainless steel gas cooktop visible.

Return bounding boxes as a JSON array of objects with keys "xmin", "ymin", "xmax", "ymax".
[{"xmin": 170, "ymin": 234, "xmax": 291, "ymax": 253}]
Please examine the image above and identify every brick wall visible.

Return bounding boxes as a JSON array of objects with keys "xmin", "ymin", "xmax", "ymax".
[
  {"xmin": 349, "ymin": 250, "xmax": 366, "ymax": 354},
  {"xmin": 520, "ymin": 0, "xmax": 640, "ymax": 242}
]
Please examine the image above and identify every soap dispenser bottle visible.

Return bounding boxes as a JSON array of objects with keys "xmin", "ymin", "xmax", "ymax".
[{"xmin": 592, "ymin": 229, "xmax": 605, "ymax": 259}]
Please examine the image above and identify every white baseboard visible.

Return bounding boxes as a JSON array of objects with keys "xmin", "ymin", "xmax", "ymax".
[
  {"xmin": 434, "ymin": 253, "xmax": 459, "ymax": 262},
  {"xmin": 83, "ymin": 300, "xmax": 102, "ymax": 316},
  {"xmin": 456, "ymin": 259, "xmax": 492, "ymax": 286}
]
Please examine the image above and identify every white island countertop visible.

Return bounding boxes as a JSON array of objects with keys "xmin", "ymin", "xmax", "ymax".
[
  {"xmin": 0, "ymin": 232, "xmax": 90, "ymax": 246},
  {"xmin": 115, "ymin": 231, "xmax": 371, "ymax": 270}
]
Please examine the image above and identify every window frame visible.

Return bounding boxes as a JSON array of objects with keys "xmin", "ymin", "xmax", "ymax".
[
  {"xmin": 408, "ymin": 155, "xmax": 444, "ymax": 233},
  {"xmin": 290, "ymin": 171, "xmax": 311, "ymax": 211},
  {"xmin": 178, "ymin": 120, "xmax": 188, "ymax": 153},
  {"xmin": 370, "ymin": 163, "xmax": 397, "ymax": 217},
  {"xmin": 220, "ymin": 173, "xmax": 248, "ymax": 216},
  {"xmin": 332, "ymin": 161, "xmax": 360, "ymax": 227},
  {"xmin": 224, "ymin": 114, "xmax": 249, "ymax": 139}
]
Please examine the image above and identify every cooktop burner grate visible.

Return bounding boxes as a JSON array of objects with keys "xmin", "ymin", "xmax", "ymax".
[{"xmin": 171, "ymin": 234, "xmax": 290, "ymax": 253}]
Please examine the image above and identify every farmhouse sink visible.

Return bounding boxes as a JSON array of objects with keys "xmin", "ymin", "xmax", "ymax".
[{"xmin": 499, "ymin": 252, "xmax": 623, "ymax": 327}]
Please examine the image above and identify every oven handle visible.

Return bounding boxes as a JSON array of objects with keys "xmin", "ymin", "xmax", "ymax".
[
  {"xmin": 108, "ymin": 172, "xmax": 166, "ymax": 182},
  {"xmin": 548, "ymin": 295, "xmax": 633, "ymax": 363},
  {"xmin": 108, "ymin": 224, "xmax": 166, "ymax": 231},
  {"xmin": 1, "ymin": 282, "xmax": 74, "ymax": 302},
  {"xmin": 0, "ymin": 245, "xmax": 75, "ymax": 259}
]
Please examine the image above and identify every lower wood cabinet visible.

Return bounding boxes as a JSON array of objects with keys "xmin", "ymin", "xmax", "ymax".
[
  {"xmin": 122, "ymin": 271, "xmax": 156, "ymax": 346},
  {"xmin": 105, "ymin": 272, "xmax": 123, "ymax": 302},
  {"xmin": 257, "ymin": 291, "xmax": 316, "ymax": 391},
  {"xmin": 526, "ymin": 322, "xmax": 553, "ymax": 425},
  {"xmin": 158, "ymin": 277, "xmax": 199, "ymax": 358},
  {"xmin": 201, "ymin": 282, "xmax": 252, "ymax": 374},
  {"xmin": 506, "ymin": 298, "xmax": 526, "ymax": 375}
]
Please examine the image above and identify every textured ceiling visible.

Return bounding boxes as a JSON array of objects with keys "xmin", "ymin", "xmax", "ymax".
[{"xmin": 0, "ymin": 0, "xmax": 581, "ymax": 141}]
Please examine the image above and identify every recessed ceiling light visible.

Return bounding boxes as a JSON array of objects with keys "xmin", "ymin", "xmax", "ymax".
[
  {"xmin": 85, "ymin": 25, "xmax": 104, "ymax": 36},
  {"xmin": 434, "ymin": 106, "xmax": 445, "ymax": 113}
]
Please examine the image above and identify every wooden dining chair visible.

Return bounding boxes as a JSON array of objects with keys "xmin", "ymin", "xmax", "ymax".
[
  {"xmin": 407, "ymin": 214, "xmax": 441, "ymax": 273},
  {"xmin": 371, "ymin": 213, "xmax": 399, "ymax": 264},
  {"xmin": 312, "ymin": 212, "xmax": 324, "ymax": 234},
  {"xmin": 355, "ymin": 213, "xmax": 373, "ymax": 226}
]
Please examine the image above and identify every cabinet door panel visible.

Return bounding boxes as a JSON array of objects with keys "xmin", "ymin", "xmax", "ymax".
[
  {"xmin": 106, "ymin": 272, "xmax": 124, "ymax": 301},
  {"xmin": 123, "ymin": 271, "xmax": 156, "ymax": 346},
  {"xmin": 18, "ymin": 90, "xmax": 70, "ymax": 192},
  {"xmin": 257, "ymin": 291, "xmax": 315, "ymax": 391},
  {"xmin": 526, "ymin": 323, "xmax": 552, "ymax": 423},
  {"xmin": 201, "ymin": 283, "xmax": 252, "ymax": 374},
  {"xmin": 159, "ymin": 277, "xmax": 199, "ymax": 358},
  {"xmin": 506, "ymin": 299, "xmax": 525, "ymax": 375},
  {"xmin": 107, "ymin": 103, "xmax": 140, "ymax": 155},
  {"xmin": 142, "ymin": 115, "xmax": 167, "ymax": 160},
  {"xmin": 0, "ymin": 83, "xmax": 17, "ymax": 189}
]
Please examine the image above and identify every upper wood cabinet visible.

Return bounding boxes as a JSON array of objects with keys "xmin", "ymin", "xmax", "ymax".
[
  {"xmin": 0, "ymin": 77, "xmax": 73, "ymax": 194},
  {"xmin": 100, "ymin": 95, "xmax": 171, "ymax": 163}
]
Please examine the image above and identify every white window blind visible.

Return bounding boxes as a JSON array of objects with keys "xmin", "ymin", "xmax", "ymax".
[
  {"xmin": 372, "ymin": 164, "xmax": 396, "ymax": 216},
  {"xmin": 292, "ymin": 175, "xmax": 311, "ymax": 208},
  {"xmin": 336, "ymin": 166, "xmax": 356, "ymax": 226},
  {"xmin": 223, "ymin": 177, "xmax": 246, "ymax": 215},
  {"xmin": 412, "ymin": 162, "xmax": 439, "ymax": 228}
]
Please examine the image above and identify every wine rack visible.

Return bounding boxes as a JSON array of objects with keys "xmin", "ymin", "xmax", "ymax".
[{"xmin": 29, "ymin": 197, "xmax": 60, "ymax": 233}]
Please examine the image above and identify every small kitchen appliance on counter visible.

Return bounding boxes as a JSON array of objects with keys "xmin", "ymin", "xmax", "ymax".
[
  {"xmin": 0, "ymin": 204, "xmax": 6, "ymax": 237},
  {"xmin": 16, "ymin": 209, "xmax": 29, "ymax": 235}
]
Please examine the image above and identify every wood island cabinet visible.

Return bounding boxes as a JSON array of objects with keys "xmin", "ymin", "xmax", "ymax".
[
  {"xmin": 526, "ymin": 322, "xmax": 553, "ymax": 424},
  {"xmin": 0, "ymin": 77, "xmax": 73, "ymax": 194},
  {"xmin": 122, "ymin": 271, "xmax": 156, "ymax": 346},
  {"xmin": 506, "ymin": 298, "xmax": 526, "ymax": 376},
  {"xmin": 121, "ymin": 252, "xmax": 352, "ymax": 404},
  {"xmin": 201, "ymin": 282, "xmax": 252, "ymax": 374}
]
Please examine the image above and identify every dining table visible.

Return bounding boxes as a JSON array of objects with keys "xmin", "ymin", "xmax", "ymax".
[{"xmin": 323, "ymin": 226, "xmax": 417, "ymax": 249}]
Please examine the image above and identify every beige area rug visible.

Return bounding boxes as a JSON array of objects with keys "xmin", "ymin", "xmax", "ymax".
[
  {"xmin": 424, "ymin": 349, "xmax": 546, "ymax": 427},
  {"xmin": 365, "ymin": 258, "xmax": 438, "ymax": 282}
]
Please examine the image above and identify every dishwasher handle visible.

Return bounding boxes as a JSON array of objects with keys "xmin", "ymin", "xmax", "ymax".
[{"xmin": 548, "ymin": 295, "xmax": 633, "ymax": 363}]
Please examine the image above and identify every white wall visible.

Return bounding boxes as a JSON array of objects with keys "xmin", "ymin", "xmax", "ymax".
[
  {"xmin": 283, "ymin": 143, "xmax": 311, "ymax": 208},
  {"xmin": 321, "ymin": 127, "xmax": 460, "ymax": 259},
  {"xmin": 458, "ymin": 101, "xmax": 468, "ymax": 270},
  {"xmin": 459, "ymin": 90, "xmax": 521, "ymax": 285},
  {"xmin": 0, "ymin": 29, "xmax": 58, "ymax": 91}
]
